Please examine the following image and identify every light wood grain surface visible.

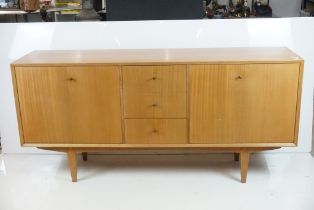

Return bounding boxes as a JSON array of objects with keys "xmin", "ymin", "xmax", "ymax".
[
  {"xmin": 11, "ymin": 48, "xmax": 304, "ymax": 183},
  {"xmin": 30, "ymin": 143, "xmax": 289, "ymax": 148},
  {"xmin": 11, "ymin": 65, "xmax": 25, "ymax": 145},
  {"xmin": 67, "ymin": 148, "xmax": 77, "ymax": 182},
  {"xmin": 240, "ymin": 150, "xmax": 250, "ymax": 183},
  {"xmin": 124, "ymin": 119, "xmax": 187, "ymax": 144},
  {"xmin": 189, "ymin": 63, "xmax": 300, "ymax": 144},
  {"xmin": 14, "ymin": 66, "xmax": 123, "ymax": 144},
  {"xmin": 122, "ymin": 65, "xmax": 187, "ymax": 118},
  {"xmin": 293, "ymin": 61, "xmax": 304, "ymax": 145},
  {"xmin": 11, "ymin": 48, "xmax": 303, "ymax": 148},
  {"xmin": 12, "ymin": 47, "xmax": 302, "ymax": 66}
]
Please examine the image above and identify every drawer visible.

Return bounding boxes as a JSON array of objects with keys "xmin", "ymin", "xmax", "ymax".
[
  {"xmin": 122, "ymin": 65, "xmax": 186, "ymax": 118},
  {"xmin": 124, "ymin": 119, "xmax": 187, "ymax": 144},
  {"xmin": 123, "ymin": 92, "xmax": 186, "ymax": 118}
]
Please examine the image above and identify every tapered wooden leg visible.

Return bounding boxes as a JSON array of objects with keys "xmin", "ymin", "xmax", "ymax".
[
  {"xmin": 82, "ymin": 152, "xmax": 88, "ymax": 161},
  {"xmin": 240, "ymin": 150, "xmax": 250, "ymax": 183},
  {"xmin": 67, "ymin": 149, "xmax": 77, "ymax": 182},
  {"xmin": 234, "ymin": 153, "xmax": 239, "ymax": 162}
]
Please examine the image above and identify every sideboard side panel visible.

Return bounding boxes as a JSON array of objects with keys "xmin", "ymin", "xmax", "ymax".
[
  {"xmin": 293, "ymin": 61, "xmax": 304, "ymax": 145},
  {"xmin": 11, "ymin": 65, "xmax": 25, "ymax": 145}
]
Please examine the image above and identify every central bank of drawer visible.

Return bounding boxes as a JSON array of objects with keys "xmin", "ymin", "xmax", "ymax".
[
  {"xmin": 122, "ymin": 65, "xmax": 187, "ymax": 118},
  {"xmin": 124, "ymin": 119, "xmax": 187, "ymax": 144}
]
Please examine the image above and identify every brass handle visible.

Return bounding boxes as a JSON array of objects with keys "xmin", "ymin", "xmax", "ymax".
[
  {"xmin": 235, "ymin": 75, "xmax": 243, "ymax": 80},
  {"xmin": 68, "ymin": 77, "xmax": 76, "ymax": 81}
]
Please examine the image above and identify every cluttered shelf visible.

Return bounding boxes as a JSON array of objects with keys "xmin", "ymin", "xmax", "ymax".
[
  {"xmin": 0, "ymin": 0, "xmax": 288, "ymax": 23},
  {"xmin": 205, "ymin": 0, "xmax": 272, "ymax": 19}
]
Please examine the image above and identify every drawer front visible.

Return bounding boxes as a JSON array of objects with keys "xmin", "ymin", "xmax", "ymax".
[
  {"xmin": 122, "ymin": 65, "xmax": 187, "ymax": 118},
  {"xmin": 124, "ymin": 119, "xmax": 187, "ymax": 144}
]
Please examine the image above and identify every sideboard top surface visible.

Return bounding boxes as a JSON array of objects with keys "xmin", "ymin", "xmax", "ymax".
[{"xmin": 12, "ymin": 47, "xmax": 303, "ymax": 66}]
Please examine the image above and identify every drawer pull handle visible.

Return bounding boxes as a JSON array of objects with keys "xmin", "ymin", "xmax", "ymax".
[
  {"xmin": 235, "ymin": 75, "xmax": 243, "ymax": 80},
  {"xmin": 152, "ymin": 103, "xmax": 158, "ymax": 107},
  {"xmin": 68, "ymin": 77, "xmax": 76, "ymax": 81},
  {"xmin": 152, "ymin": 77, "xmax": 157, "ymax": 80},
  {"xmin": 152, "ymin": 129, "xmax": 159, "ymax": 133}
]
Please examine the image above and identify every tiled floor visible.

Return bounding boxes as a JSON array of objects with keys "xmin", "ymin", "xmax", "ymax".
[{"xmin": 0, "ymin": 153, "xmax": 314, "ymax": 210}]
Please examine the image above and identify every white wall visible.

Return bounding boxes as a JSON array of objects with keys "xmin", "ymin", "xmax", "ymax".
[{"xmin": 0, "ymin": 18, "xmax": 313, "ymax": 154}]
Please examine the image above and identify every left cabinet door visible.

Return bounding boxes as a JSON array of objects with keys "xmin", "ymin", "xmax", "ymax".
[{"xmin": 14, "ymin": 66, "xmax": 122, "ymax": 144}]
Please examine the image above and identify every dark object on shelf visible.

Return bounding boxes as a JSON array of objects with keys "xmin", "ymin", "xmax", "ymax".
[
  {"xmin": 253, "ymin": 0, "xmax": 272, "ymax": 17},
  {"xmin": 242, "ymin": 0, "xmax": 250, "ymax": 17},
  {"xmin": 210, "ymin": 0, "xmax": 228, "ymax": 18},
  {"xmin": 228, "ymin": 0, "xmax": 236, "ymax": 16},
  {"xmin": 98, "ymin": 9, "xmax": 106, "ymax": 21},
  {"xmin": 76, "ymin": 0, "xmax": 101, "ymax": 21},
  {"xmin": 93, "ymin": 0, "xmax": 102, "ymax": 12},
  {"xmin": 205, "ymin": 6, "xmax": 214, "ymax": 18},
  {"xmin": 205, "ymin": 0, "xmax": 212, "ymax": 6},
  {"xmin": 235, "ymin": 0, "xmax": 244, "ymax": 17},
  {"xmin": 40, "ymin": 6, "xmax": 52, "ymax": 22},
  {"xmin": 106, "ymin": 0, "xmax": 204, "ymax": 21}
]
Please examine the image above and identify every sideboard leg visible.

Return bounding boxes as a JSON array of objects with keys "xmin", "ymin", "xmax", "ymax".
[
  {"xmin": 67, "ymin": 149, "xmax": 77, "ymax": 182},
  {"xmin": 234, "ymin": 153, "xmax": 239, "ymax": 162},
  {"xmin": 240, "ymin": 150, "xmax": 250, "ymax": 183},
  {"xmin": 82, "ymin": 152, "xmax": 88, "ymax": 161}
]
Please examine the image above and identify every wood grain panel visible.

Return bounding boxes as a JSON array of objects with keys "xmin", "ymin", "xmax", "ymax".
[
  {"xmin": 66, "ymin": 66, "xmax": 122, "ymax": 143},
  {"xmin": 11, "ymin": 65, "xmax": 25, "ymax": 145},
  {"xmin": 12, "ymin": 48, "xmax": 302, "ymax": 66},
  {"xmin": 124, "ymin": 119, "xmax": 187, "ymax": 144},
  {"xmin": 15, "ymin": 66, "xmax": 122, "ymax": 144},
  {"xmin": 29, "ymin": 143, "xmax": 291, "ymax": 148},
  {"xmin": 123, "ymin": 65, "xmax": 186, "ymax": 118},
  {"xmin": 15, "ymin": 66, "xmax": 72, "ymax": 143},
  {"xmin": 293, "ymin": 61, "xmax": 304, "ymax": 145},
  {"xmin": 189, "ymin": 63, "xmax": 300, "ymax": 144}
]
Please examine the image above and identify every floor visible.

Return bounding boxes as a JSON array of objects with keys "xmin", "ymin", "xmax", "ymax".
[{"xmin": 0, "ymin": 153, "xmax": 314, "ymax": 210}]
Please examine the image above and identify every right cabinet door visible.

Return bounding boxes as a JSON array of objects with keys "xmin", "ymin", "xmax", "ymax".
[{"xmin": 189, "ymin": 63, "xmax": 300, "ymax": 144}]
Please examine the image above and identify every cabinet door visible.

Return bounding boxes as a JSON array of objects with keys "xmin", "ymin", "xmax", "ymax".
[
  {"xmin": 15, "ymin": 66, "xmax": 72, "ymax": 143},
  {"xmin": 189, "ymin": 64, "xmax": 300, "ymax": 144},
  {"xmin": 122, "ymin": 65, "xmax": 186, "ymax": 118},
  {"xmin": 15, "ymin": 66, "xmax": 122, "ymax": 144}
]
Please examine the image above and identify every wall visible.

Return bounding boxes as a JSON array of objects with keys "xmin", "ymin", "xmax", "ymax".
[{"xmin": 0, "ymin": 18, "xmax": 313, "ymax": 154}]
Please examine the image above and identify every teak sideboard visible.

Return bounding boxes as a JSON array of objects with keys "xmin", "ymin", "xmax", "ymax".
[{"xmin": 11, "ymin": 48, "xmax": 304, "ymax": 183}]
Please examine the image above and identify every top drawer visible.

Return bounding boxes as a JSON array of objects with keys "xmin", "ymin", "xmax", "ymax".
[{"xmin": 122, "ymin": 65, "xmax": 187, "ymax": 118}]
